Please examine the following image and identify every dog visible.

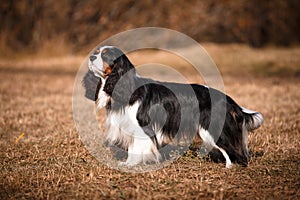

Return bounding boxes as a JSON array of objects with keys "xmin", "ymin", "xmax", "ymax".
[{"xmin": 82, "ymin": 46, "xmax": 264, "ymax": 168}]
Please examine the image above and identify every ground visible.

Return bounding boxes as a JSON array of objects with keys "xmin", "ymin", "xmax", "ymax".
[{"xmin": 0, "ymin": 44, "xmax": 299, "ymax": 199}]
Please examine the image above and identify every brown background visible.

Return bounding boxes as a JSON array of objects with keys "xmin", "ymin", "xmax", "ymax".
[
  {"xmin": 0, "ymin": 1, "xmax": 299, "ymax": 199},
  {"xmin": 1, "ymin": 0, "xmax": 300, "ymax": 56}
]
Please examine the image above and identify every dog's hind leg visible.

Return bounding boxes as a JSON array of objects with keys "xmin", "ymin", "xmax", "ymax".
[
  {"xmin": 199, "ymin": 127, "xmax": 233, "ymax": 168},
  {"xmin": 213, "ymin": 145, "xmax": 232, "ymax": 168}
]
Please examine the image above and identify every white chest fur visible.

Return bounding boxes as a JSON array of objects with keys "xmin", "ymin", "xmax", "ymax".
[
  {"xmin": 105, "ymin": 102, "xmax": 161, "ymax": 165},
  {"xmin": 96, "ymin": 78, "xmax": 110, "ymax": 110}
]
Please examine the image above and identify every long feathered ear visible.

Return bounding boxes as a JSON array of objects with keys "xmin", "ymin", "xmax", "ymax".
[
  {"xmin": 104, "ymin": 54, "xmax": 137, "ymax": 104},
  {"xmin": 82, "ymin": 70, "xmax": 102, "ymax": 101}
]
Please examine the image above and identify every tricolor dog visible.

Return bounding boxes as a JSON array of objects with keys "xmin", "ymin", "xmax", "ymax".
[{"xmin": 83, "ymin": 46, "xmax": 263, "ymax": 168}]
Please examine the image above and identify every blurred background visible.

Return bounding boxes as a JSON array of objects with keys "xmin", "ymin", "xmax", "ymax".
[
  {"xmin": 1, "ymin": 1, "xmax": 300, "ymax": 199},
  {"xmin": 1, "ymin": 0, "xmax": 300, "ymax": 57}
]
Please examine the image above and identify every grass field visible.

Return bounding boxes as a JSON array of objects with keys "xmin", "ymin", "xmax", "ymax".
[{"xmin": 0, "ymin": 44, "xmax": 299, "ymax": 199}]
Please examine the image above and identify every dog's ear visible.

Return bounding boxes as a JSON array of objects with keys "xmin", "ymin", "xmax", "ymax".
[
  {"xmin": 104, "ymin": 54, "xmax": 137, "ymax": 104},
  {"xmin": 82, "ymin": 70, "xmax": 101, "ymax": 101},
  {"xmin": 113, "ymin": 53, "xmax": 134, "ymax": 77},
  {"xmin": 101, "ymin": 47, "xmax": 124, "ymax": 67}
]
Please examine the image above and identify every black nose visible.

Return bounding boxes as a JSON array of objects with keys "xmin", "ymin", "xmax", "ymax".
[{"xmin": 89, "ymin": 55, "xmax": 97, "ymax": 62}]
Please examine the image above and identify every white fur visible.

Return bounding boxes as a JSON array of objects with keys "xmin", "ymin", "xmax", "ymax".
[
  {"xmin": 199, "ymin": 127, "xmax": 232, "ymax": 168},
  {"xmin": 105, "ymin": 102, "xmax": 160, "ymax": 165},
  {"xmin": 124, "ymin": 137, "xmax": 160, "ymax": 166},
  {"xmin": 215, "ymin": 146, "xmax": 232, "ymax": 168},
  {"xmin": 96, "ymin": 78, "xmax": 110, "ymax": 110},
  {"xmin": 241, "ymin": 107, "xmax": 257, "ymax": 114},
  {"xmin": 155, "ymin": 130, "xmax": 165, "ymax": 147}
]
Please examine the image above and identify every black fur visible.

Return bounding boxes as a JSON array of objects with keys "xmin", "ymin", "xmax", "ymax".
[{"xmin": 82, "ymin": 70, "xmax": 102, "ymax": 101}]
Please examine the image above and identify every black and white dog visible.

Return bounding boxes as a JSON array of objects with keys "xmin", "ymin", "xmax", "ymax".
[{"xmin": 83, "ymin": 46, "xmax": 263, "ymax": 168}]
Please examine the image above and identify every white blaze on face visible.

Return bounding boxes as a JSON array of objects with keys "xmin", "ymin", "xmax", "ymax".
[{"xmin": 88, "ymin": 46, "xmax": 114, "ymax": 78}]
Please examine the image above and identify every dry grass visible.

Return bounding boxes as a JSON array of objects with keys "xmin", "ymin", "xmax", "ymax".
[{"xmin": 0, "ymin": 44, "xmax": 299, "ymax": 199}]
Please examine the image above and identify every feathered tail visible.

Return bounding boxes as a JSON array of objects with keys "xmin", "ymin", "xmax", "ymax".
[{"xmin": 241, "ymin": 107, "xmax": 264, "ymax": 131}]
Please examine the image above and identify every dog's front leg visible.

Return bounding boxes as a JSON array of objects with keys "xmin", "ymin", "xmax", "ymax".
[{"xmin": 119, "ymin": 137, "xmax": 160, "ymax": 166}]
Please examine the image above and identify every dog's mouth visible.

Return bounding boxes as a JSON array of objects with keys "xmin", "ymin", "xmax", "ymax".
[{"xmin": 89, "ymin": 64, "xmax": 105, "ymax": 78}]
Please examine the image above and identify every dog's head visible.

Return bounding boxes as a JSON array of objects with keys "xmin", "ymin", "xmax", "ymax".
[
  {"xmin": 83, "ymin": 46, "xmax": 136, "ymax": 103},
  {"xmin": 88, "ymin": 46, "xmax": 125, "ymax": 79}
]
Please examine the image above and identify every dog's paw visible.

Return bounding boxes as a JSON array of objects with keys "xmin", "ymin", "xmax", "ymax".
[
  {"xmin": 118, "ymin": 161, "xmax": 128, "ymax": 167},
  {"xmin": 118, "ymin": 161, "xmax": 139, "ymax": 167}
]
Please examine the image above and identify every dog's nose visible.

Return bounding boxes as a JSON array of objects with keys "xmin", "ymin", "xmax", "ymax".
[{"xmin": 89, "ymin": 55, "xmax": 97, "ymax": 62}]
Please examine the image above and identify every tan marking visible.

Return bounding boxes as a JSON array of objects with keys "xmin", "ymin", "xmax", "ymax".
[
  {"xmin": 162, "ymin": 135, "xmax": 172, "ymax": 146},
  {"xmin": 105, "ymin": 67, "xmax": 112, "ymax": 76},
  {"xmin": 103, "ymin": 61, "xmax": 112, "ymax": 77}
]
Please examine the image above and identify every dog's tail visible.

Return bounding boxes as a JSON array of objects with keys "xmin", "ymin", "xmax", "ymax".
[{"xmin": 241, "ymin": 107, "xmax": 264, "ymax": 131}]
